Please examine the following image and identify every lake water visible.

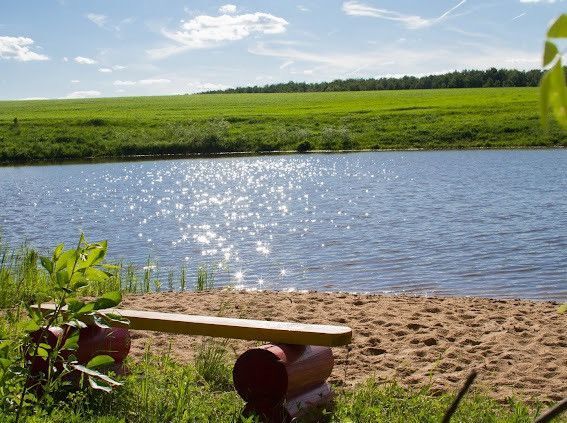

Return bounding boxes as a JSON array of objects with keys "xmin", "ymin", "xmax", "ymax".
[{"xmin": 1, "ymin": 150, "xmax": 565, "ymax": 301}]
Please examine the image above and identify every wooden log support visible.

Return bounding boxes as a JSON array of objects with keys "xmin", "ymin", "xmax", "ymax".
[
  {"xmin": 74, "ymin": 326, "xmax": 131, "ymax": 364},
  {"xmin": 234, "ymin": 344, "xmax": 335, "ymax": 423},
  {"xmin": 28, "ymin": 326, "xmax": 131, "ymax": 380},
  {"xmin": 234, "ymin": 344, "xmax": 333, "ymax": 402},
  {"xmin": 243, "ymin": 383, "xmax": 333, "ymax": 423}
]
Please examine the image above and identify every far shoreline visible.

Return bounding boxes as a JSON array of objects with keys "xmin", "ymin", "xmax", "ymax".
[{"xmin": 0, "ymin": 145, "xmax": 564, "ymax": 168}]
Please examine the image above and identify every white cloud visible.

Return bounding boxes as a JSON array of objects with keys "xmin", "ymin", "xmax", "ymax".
[
  {"xmin": 512, "ymin": 12, "xmax": 527, "ymax": 20},
  {"xmin": 113, "ymin": 78, "xmax": 171, "ymax": 87},
  {"xmin": 148, "ymin": 11, "xmax": 288, "ymax": 59},
  {"xmin": 519, "ymin": 0, "xmax": 562, "ymax": 3},
  {"xmin": 20, "ymin": 97, "xmax": 49, "ymax": 101},
  {"xmin": 139, "ymin": 78, "xmax": 171, "ymax": 85},
  {"xmin": 0, "ymin": 36, "xmax": 49, "ymax": 61},
  {"xmin": 187, "ymin": 81, "xmax": 230, "ymax": 92},
  {"xmin": 98, "ymin": 67, "xmax": 112, "ymax": 73},
  {"xmin": 62, "ymin": 56, "xmax": 68, "ymax": 62},
  {"xmin": 342, "ymin": 0, "xmax": 466, "ymax": 29},
  {"xmin": 113, "ymin": 80, "xmax": 136, "ymax": 86},
  {"xmin": 280, "ymin": 60, "xmax": 294, "ymax": 69},
  {"xmin": 86, "ymin": 13, "xmax": 108, "ymax": 27},
  {"xmin": 249, "ymin": 41, "xmax": 539, "ymax": 78},
  {"xmin": 112, "ymin": 65, "xmax": 126, "ymax": 70},
  {"xmin": 297, "ymin": 5, "xmax": 310, "ymax": 12},
  {"xmin": 218, "ymin": 4, "xmax": 237, "ymax": 14},
  {"xmin": 74, "ymin": 56, "xmax": 97, "ymax": 65},
  {"xmin": 71, "ymin": 79, "xmax": 80, "ymax": 83},
  {"xmin": 65, "ymin": 90, "xmax": 101, "ymax": 99}
]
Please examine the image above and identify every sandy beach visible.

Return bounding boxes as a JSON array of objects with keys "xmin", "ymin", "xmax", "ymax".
[{"xmin": 121, "ymin": 291, "xmax": 566, "ymax": 403}]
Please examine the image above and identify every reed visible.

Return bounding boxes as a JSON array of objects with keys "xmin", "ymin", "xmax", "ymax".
[{"xmin": 195, "ymin": 266, "xmax": 215, "ymax": 292}]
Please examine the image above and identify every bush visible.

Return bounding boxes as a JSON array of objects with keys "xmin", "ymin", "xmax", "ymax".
[
  {"xmin": 296, "ymin": 140, "xmax": 313, "ymax": 152},
  {"xmin": 321, "ymin": 126, "xmax": 354, "ymax": 150}
]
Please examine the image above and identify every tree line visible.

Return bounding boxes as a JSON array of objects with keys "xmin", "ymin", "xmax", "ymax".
[{"xmin": 204, "ymin": 68, "xmax": 548, "ymax": 94}]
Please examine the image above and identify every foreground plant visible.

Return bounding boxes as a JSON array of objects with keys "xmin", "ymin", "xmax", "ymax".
[
  {"xmin": 541, "ymin": 14, "xmax": 567, "ymax": 129},
  {"xmin": 0, "ymin": 235, "xmax": 128, "ymax": 422}
]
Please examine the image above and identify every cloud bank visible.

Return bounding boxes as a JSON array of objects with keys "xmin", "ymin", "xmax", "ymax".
[
  {"xmin": 148, "ymin": 10, "xmax": 288, "ymax": 59},
  {"xmin": 0, "ymin": 36, "xmax": 49, "ymax": 61}
]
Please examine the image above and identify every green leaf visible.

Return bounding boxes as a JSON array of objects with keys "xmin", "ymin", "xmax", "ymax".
[
  {"xmin": 55, "ymin": 270, "xmax": 70, "ymax": 288},
  {"xmin": 0, "ymin": 340, "xmax": 12, "ymax": 352},
  {"xmin": 40, "ymin": 256, "xmax": 53, "ymax": 274},
  {"xmin": 67, "ymin": 299, "xmax": 85, "ymax": 314},
  {"xmin": 0, "ymin": 358, "xmax": 12, "ymax": 369},
  {"xmin": 93, "ymin": 314, "xmax": 110, "ymax": 329},
  {"xmin": 101, "ymin": 264, "xmax": 120, "ymax": 271},
  {"xmin": 558, "ymin": 303, "xmax": 567, "ymax": 314},
  {"xmin": 53, "ymin": 243, "xmax": 64, "ymax": 261},
  {"xmin": 54, "ymin": 250, "xmax": 76, "ymax": 272},
  {"xmin": 543, "ymin": 41, "xmax": 559, "ymax": 67},
  {"xmin": 547, "ymin": 14, "xmax": 567, "ymax": 38},
  {"xmin": 24, "ymin": 320, "xmax": 40, "ymax": 333},
  {"xmin": 63, "ymin": 334, "xmax": 79, "ymax": 351},
  {"xmin": 88, "ymin": 376, "xmax": 112, "ymax": 393},
  {"xmin": 86, "ymin": 355, "xmax": 115, "ymax": 369},
  {"xmin": 93, "ymin": 291, "xmax": 122, "ymax": 310},
  {"xmin": 78, "ymin": 302, "xmax": 96, "ymax": 314},
  {"xmin": 38, "ymin": 343, "xmax": 52, "ymax": 351},
  {"xmin": 85, "ymin": 267, "xmax": 110, "ymax": 283},
  {"xmin": 72, "ymin": 364, "xmax": 121, "ymax": 386},
  {"xmin": 66, "ymin": 319, "xmax": 88, "ymax": 329},
  {"xmin": 540, "ymin": 59, "xmax": 567, "ymax": 129},
  {"xmin": 70, "ymin": 275, "xmax": 89, "ymax": 290},
  {"xmin": 36, "ymin": 346, "xmax": 49, "ymax": 359},
  {"xmin": 77, "ymin": 247, "xmax": 106, "ymax": 270},
  {"xmin": 103, "ymin": 313, "xmax": 130, "ymax": 326}
]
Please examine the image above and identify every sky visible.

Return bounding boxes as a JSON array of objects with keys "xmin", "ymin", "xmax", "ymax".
[{"xmin": 0, "ymin": 0, "xmax": 565, "ymax": 100}]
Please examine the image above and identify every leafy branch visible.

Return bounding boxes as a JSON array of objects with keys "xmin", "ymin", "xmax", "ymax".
[{"xmin": 2, "ymin": 235, "xmax": 129, "ymax": 422}]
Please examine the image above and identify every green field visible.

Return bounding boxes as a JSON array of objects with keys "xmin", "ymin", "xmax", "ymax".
[{"xmin": 0, "ymin": 88, "xmax": 565, "ymax": 163}]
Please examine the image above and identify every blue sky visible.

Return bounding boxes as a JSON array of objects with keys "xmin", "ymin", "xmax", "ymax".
[{"xmin": 0, "ymin": 0, "xmax": 565, "ymax": 100}]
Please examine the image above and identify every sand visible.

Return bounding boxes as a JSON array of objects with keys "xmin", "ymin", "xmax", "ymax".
[{"xmin": 120, "ymin": 291, "xmax": 566, "ymax": 403}]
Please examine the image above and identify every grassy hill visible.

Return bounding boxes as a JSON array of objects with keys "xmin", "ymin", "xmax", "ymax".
[{"xmin": 0, "ymin": 87, "xmax": 564, "ymax": 163}]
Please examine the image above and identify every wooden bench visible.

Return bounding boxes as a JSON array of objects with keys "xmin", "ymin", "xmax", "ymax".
[
  {"xmin": 35, "ymin": 303, "xmax": 353, "ymax": 422},
  {"xmin": 35, "ymin": 303, "xmax": 352, "ymax": 347}
]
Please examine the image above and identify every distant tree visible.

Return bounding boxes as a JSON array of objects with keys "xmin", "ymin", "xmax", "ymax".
[{"xmin": 204, "ymin": 68, "xmax": 559, "ymax": 95}]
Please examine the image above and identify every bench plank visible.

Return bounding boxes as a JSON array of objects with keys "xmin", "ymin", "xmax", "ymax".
[{"xmin": 35, "ymin": 304, "xmax": 352, "ymax": 347}]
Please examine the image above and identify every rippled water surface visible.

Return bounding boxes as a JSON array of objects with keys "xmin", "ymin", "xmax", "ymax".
[{"xmin": 1, "ymin": 150, "xmax": 565, "ymax": 300}]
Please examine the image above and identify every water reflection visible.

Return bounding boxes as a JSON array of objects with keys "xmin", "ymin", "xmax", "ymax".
[{"xmin": 0, "ymin": 150, "xmax": 565, "ymax": 300}]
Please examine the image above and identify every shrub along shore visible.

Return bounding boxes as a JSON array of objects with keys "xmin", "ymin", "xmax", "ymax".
[
  {"xmin": 1, "ymin": 238, "xmax": 565, "ymax": 422},
  {"xmin": 0, "ymin": 88, "xmax": 565, "ymax": 164}
]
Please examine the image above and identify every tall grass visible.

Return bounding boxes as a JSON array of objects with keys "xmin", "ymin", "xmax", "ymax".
[
  {"xmin": 0, "ymin": 238, "xmax": 49, "ymax": 309},
  {"xmin": 0, "ymin": 346, "xmax": 552, "ymax": 422},
  {"xmin": 195, "ymin": 266, "xmax": 215, "ymax": 292},
  {"xmin": 0, "ymin": 239, "xmax": 221, "ymax": 310}
]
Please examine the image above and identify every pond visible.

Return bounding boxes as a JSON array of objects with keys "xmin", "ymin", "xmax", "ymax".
[{"xmin": 1, "ymin": 150, "xmax": 565, "ymax": 300}]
